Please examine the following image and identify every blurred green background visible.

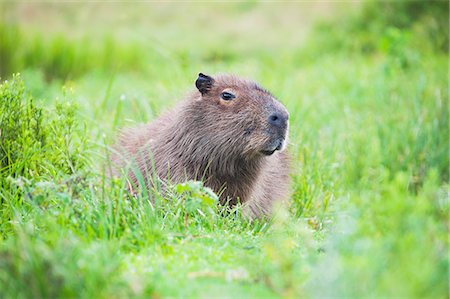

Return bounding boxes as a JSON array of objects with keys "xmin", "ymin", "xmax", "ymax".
[{"xmin": 0, "ymin": 1, "xmax": 448, "ymax": 298}]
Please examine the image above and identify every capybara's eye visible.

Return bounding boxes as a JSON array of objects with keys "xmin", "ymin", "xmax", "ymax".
[{"xmin": 221, "ymin": 92, "xmax": 236, "ymax": 101}]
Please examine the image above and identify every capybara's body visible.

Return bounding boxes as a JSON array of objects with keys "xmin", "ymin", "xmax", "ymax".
[{"xmin": 113, "ymin": 73, "xmax": 290, "ymax": 217}]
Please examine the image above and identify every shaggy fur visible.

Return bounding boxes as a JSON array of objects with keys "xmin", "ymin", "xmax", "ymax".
[{"xmin": 112, "ymin": 73, "xmax": 291, "ymax": 217}]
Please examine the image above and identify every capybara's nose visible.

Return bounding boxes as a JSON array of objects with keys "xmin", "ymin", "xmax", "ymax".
[{"xmin": 268, "ymin": 112, "xmax": 288, "ymax": 129}]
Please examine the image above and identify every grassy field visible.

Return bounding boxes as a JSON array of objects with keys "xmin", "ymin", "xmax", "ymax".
[{"xmin": 0, "ymin": 2, "xmax": 448, "ymax": 298}]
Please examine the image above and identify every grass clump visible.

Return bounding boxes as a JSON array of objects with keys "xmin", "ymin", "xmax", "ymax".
[
  {"xmin": 0, "ymin": 74, "xmax": 88, "ymax": 180},
  {"xmin": 310, "ymin": 170, "xmax": 448, "ymax": 298},
  {"xmin": 0, "ymin": 74, "xmax": 89, "ymax": 238},
  {"xmin": 0, "ymin": 24, "xmax": 145, "ymax": 81}
]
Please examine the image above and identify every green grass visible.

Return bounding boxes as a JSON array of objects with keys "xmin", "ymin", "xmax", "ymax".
[{"xmin": 0, "ymin": 2, "xmax": 448, "ymax": 298}]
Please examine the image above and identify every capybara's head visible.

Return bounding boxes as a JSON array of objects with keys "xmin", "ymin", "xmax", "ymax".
[{"xmin": 190, "ymin": 73, "xmax": 289, "ymax": 159}]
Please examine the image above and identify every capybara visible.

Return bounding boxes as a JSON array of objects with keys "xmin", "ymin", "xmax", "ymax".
[{"xmin": 112, "ymin": 73, "xmax": 290, "ymax": 217}]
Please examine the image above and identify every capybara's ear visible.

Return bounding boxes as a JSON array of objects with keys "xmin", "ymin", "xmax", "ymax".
[{"xmin": 195, "ymin": 73, "xmax": 215, "ymax": 95}]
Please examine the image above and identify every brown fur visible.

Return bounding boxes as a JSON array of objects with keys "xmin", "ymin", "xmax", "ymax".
[{"xmin": 112, "ymin": 73, "xmax": 291, "ymax": 217}]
